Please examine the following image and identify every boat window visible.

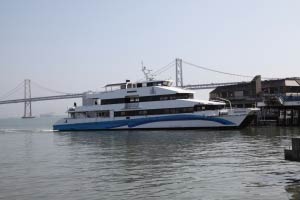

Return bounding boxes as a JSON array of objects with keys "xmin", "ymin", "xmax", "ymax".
[
  {"xmin": 170, "ymin": 109, "xmax": 176, "ymax": 114},
  {"xmin": 150, "ymin": 81, "xmax": 163, "ymax": 86},
  {"xmin": 74, "ymin": 112, "xmax": 86, "ymax": 118},
  {"xmin": 162, "ymin": 81, "xmax": 170, "ymax": 86},
  {"xmin": 137, "ymin": 83, "xmax": 143, "ymax": 88},
  {"xmin": 120, "ymin": 84, "xmax": 126, "ymax": 89},
  {"xmin": 194, "ymin": 104, "xmax": 223, "ymax": 111},
  {"xmin": 147, "ymin": 82, "xmax": 154, "ymax": 87},
  {"xmin": 138, "ymin": 110, "xmax": 147, "ymax": 115},
  {"xmin": 183, "ymin": 107, "xmax": 194, "ymax": 112},
  {"xmin": 101, "ymin": 98, "xmax": 125, "ymax": 105},
  {"xmin": 153, "ymin": 82, "xmax": 162, "ymax": 86},
  {"xmin": 96, "ymin": 110, "xmax": 109, "ymax": 118},
  {"xmin": 169, "ymin": 95, "xmax": 177, "ymax": 100},
  {"xmin": 160, "ymin": 96, "xmax": 169, "ymax": 100},
  {"xmin": 125, "ymin": 96, "xmax": 139, "ymax": 103},
  {"xmin": 131, "ymin": 97, "xmax": 139, "ymax": 102}
]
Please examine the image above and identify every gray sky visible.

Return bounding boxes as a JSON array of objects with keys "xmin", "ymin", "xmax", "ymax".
[{"xmin": 1, "ymin": 0, "xmax": 300, "ymax": 118}]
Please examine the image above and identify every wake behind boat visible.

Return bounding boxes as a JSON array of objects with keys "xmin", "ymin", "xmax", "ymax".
[{"xmin": 53, "ymin": 76, "xmax": 258, "ymax": 131}]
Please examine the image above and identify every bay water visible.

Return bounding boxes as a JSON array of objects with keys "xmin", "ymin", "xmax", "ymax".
[{"xmin": 0, "ymin": 117, "xmax": 300, "ymax": 200}]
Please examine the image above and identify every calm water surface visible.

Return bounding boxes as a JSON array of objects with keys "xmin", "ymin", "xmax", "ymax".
[{"xmin": 0, "ymin": 117, "xmax": 300, "ymax": 200}]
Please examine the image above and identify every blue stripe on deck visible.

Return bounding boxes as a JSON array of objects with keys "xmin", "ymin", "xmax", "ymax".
[{"xmin": 53, "ymin": 114, "xmax": 236, "ymax": 131}]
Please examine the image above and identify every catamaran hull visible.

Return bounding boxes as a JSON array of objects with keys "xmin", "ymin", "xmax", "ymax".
[{"xmin": 53, "ymin": 113, "xmax": 256, "ymax": 131}]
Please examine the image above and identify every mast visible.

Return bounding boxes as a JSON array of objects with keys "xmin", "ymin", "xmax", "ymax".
[{"xmin": 141, "ymin": 62, "xmax": 154, "ymax": 81}]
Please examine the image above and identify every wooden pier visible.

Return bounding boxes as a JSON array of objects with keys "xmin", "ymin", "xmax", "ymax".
[
  {"xmin": 259, "ymin": 106, "xmax": 300, "ymax": 126},
  {"xmin": 275, "ymin": 107, "xmax": 300, "ymax": 126}
]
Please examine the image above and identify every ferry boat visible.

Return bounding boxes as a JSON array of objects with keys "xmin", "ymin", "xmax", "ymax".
[{"xmin": 53, "ymin": 78, "xmax": 258, "ymax": 131}]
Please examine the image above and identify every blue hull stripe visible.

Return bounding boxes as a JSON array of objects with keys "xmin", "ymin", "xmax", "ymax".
[{"xmin": 53, "ymin": 114, "xmax": 236, "ymax": 131}]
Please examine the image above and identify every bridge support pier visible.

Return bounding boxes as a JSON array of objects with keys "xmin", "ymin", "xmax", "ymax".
[
  {"xmin": 175, "ymin": 58, "xmax": 183, "ymax": 87},
  {"xmin": 22, "ymin": 79, "xmax": 33, "ymax": 118}
]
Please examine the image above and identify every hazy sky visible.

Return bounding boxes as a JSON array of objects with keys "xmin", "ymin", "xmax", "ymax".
[{"xmin": 1, "ymin": 0, "xmax": 300, "ymax": 118}]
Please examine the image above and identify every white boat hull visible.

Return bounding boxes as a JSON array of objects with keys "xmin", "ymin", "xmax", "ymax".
[{"xmin": 53, "ymin": 109, "xmax": 257, "ymax": 131}]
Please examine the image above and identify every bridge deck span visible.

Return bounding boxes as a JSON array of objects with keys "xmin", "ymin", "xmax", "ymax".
[
  {"xmin": 183, "ymin": 82, "xmax": 244, "ymax": 90},
  {"xmin": 0, "ymin": 81, "xmax": 247, "ymax": 105},
  {"xmin": 0, "ymin": 93, "xmax": 84, "ymax": 105}
]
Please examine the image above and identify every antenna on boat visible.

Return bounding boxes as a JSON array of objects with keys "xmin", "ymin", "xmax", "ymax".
[{"xmin": 142, "ymin": 61, "xmax": 154, "ymax": 81}]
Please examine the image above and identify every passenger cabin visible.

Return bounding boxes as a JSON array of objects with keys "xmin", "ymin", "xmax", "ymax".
[
  {"xmin": 66, "ymin": 80, "xmax": 225, "ymax": 119},
  {"xmin": 104, "ymin": 80, "xmax": 173, "ymax": 92}
]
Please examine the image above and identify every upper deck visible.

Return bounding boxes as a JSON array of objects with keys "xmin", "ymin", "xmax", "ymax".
[
  {"xmin": 104, "ymin": 80, "xmax": 173, "ymax": 92},
  {"xmin": 79, "ymin": 80, "xmax": 197, "ymax": 107},
  {"xmin": 85, "ymin": 80, "xmax": 194, "ymax": 99}
]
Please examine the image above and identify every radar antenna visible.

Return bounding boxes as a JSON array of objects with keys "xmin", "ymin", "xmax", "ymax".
[{"xmin": 141, "ymin": 61, "xmax": 154, "ymax": 81}]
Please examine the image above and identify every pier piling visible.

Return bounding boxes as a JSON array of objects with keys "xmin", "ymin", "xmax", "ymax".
[{"xmin": 285, "ymin": 138, "xmax": 300, "ymax": 161}]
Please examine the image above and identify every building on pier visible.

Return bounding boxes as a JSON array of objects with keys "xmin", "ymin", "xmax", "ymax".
[{"xmin": 209, "ymin": 76, "xmax": 300, "ymax": 126}]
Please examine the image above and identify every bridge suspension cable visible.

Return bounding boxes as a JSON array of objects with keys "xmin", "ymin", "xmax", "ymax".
[
  {"xmin": 182, "ymin": 60, "xmax": 255, "ymax": 79},
  {"xmin": 0, "ymin": 81, "xmax": 24, "ymax": 100},
  {"xmin": 152, "ymin": 60, "xmax": 175, "ymax": 76},
  {"xmin": 0, "ymin": 80, "xmax": 77, "ymax": 101},
  {"xmin": 31, "ymin": 81, "xmax": 73, "ymax": 95},
  {"xmin": 182, "ymin": 60, "xmax": 274, "ymax": 80}
]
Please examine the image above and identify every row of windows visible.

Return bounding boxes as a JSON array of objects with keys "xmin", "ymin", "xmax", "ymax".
[
  {"xmin": 70, "ymin": 111, "xmax": 110, "ymax": 119},
  {"xmin": 114, "ymin": 107, "xmax": 194, "ymax": 117},
  {"xmin": 194, "ymin": 104, "xmax": 224, "ymax": 111},
  {"xmin": 69, "ymin": 104, "xmax": 223, "ymax": 118},
  {"xmin": 120, "ymin": 81, "xmax": 171, "ymax": 89},
  {"xmin": 114, "ymin": 105, "xmax": 223, "ymax": 117},
  {"xmin": 101, "ymin": 93, "xmax": 193, "ymax": 105}
]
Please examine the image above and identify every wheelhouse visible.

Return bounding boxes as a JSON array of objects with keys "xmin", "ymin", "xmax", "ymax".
[{"xmin": 104, "ymin": 80, "xmax": 173, "ymax": 91}]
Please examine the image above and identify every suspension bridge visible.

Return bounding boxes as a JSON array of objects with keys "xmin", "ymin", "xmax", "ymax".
[{"xmin": 0, "ymin": 58, "xmax": 258, "ymax": 118}]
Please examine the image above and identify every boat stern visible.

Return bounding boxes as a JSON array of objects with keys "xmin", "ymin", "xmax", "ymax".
[{"xmin": 238, "ymin": 108, "xmax": 260, "ymax": 128}]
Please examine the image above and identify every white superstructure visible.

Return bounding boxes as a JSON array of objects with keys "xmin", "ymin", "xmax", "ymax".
[{"xmin": 53, "ymin": 80, "xmax": 258, "ymax": 131}]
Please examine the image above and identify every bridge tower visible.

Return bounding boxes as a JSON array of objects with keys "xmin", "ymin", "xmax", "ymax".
[
  {"xmin": 22, "ymin": 79, "xmax": 33, "ymax": 118},
  {"xmin": 175, "ymin": 58, "xmax": 183, "ymax": 87}
]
